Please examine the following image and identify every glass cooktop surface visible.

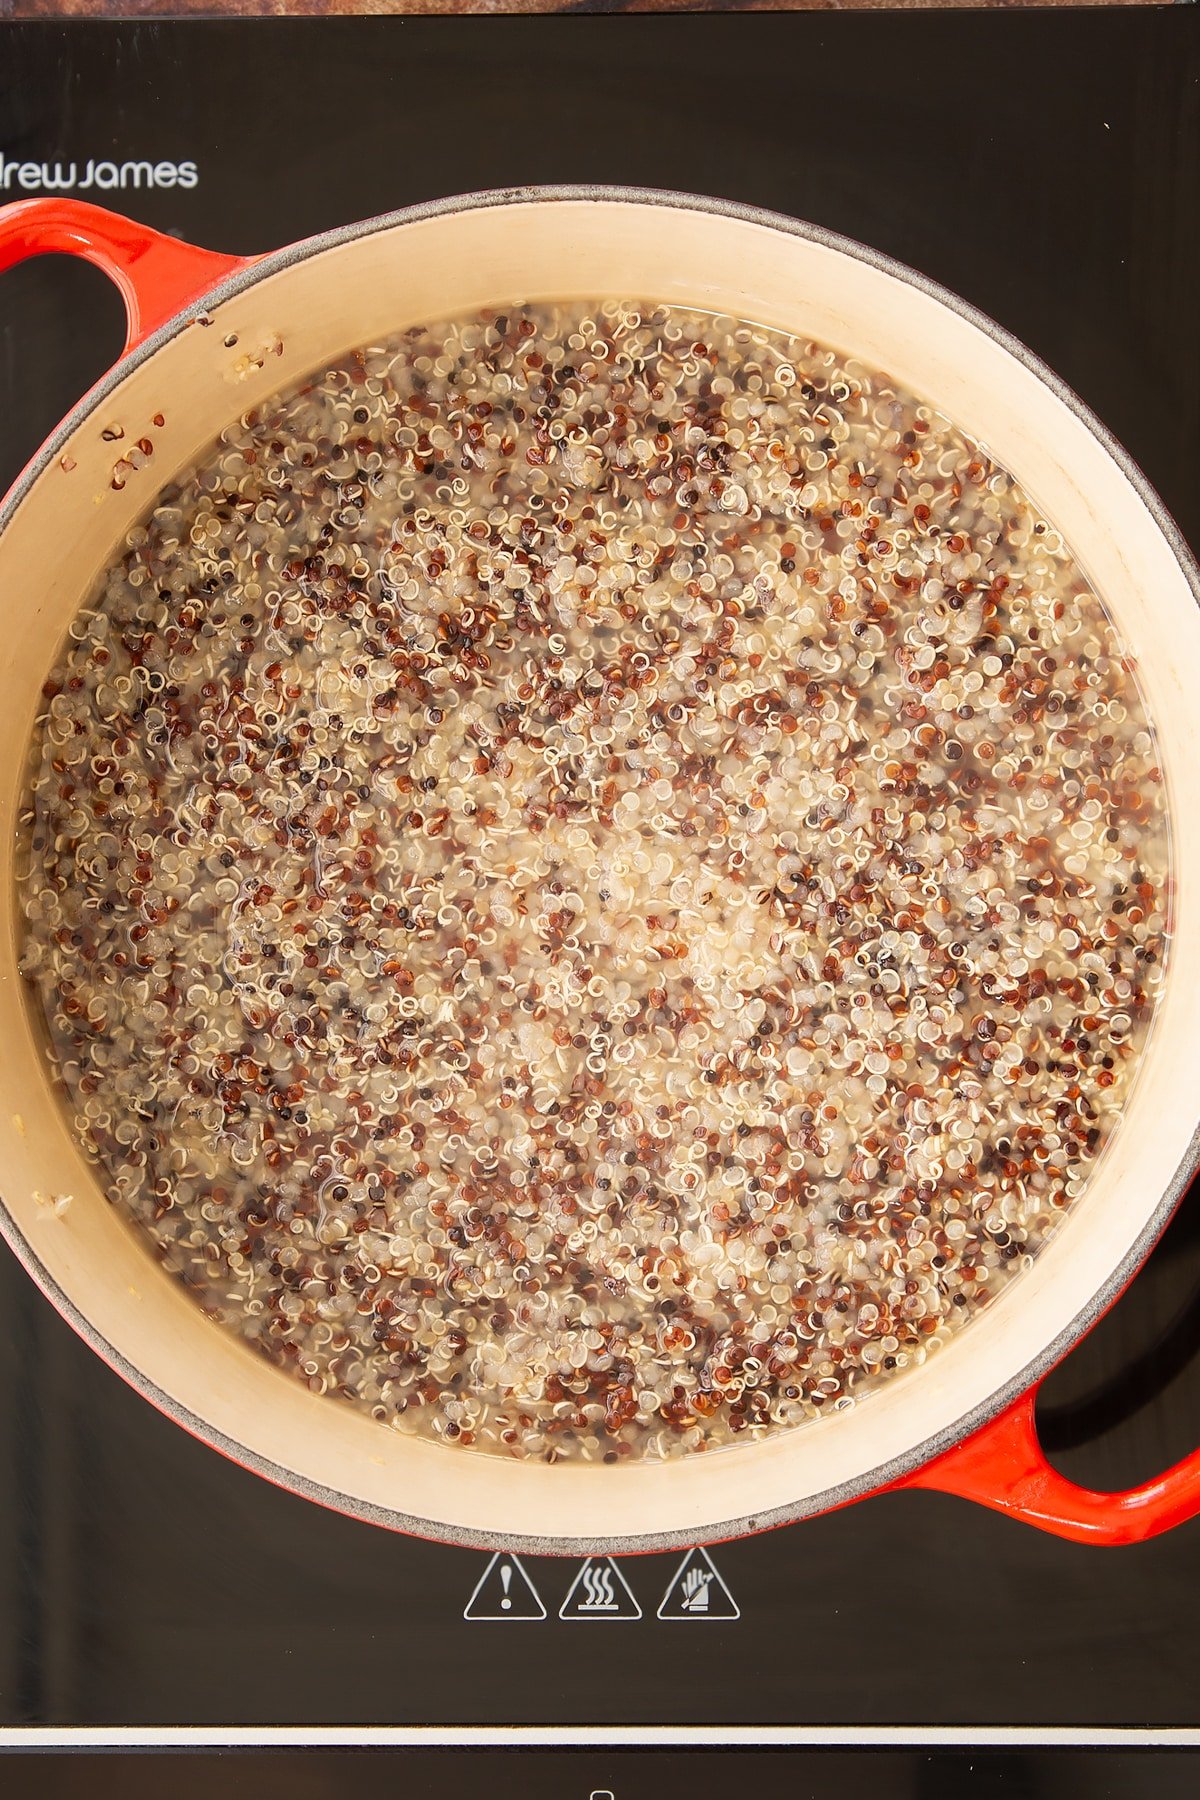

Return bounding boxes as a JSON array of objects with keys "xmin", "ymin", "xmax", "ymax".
[{"xmin": 1, "ymin": 9, "xmax": 1199, "ymax": 1795}]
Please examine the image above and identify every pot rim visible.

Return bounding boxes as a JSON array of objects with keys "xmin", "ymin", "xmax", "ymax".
[{"xmin": 2, "ymin": 182, "xmax": 1199, "ymax": 1554}]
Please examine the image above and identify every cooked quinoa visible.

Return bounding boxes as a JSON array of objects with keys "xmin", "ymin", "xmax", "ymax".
[{"xmin": 18, "ymin": 302, "xmax": 1169, "ymax": 1462}]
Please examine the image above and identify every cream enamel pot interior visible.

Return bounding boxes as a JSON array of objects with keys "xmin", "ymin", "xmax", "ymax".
[{"xmin": 2, "ymin": 187, "xmax": 1200, "ymax": 1555}]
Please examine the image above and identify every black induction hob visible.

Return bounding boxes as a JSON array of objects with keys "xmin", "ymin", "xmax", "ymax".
[{"xmin": 1, "ymin": 9, "xmax": 1199, "ymax": 1795}]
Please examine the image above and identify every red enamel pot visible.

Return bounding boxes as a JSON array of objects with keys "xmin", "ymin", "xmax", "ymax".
[{"xmin": 1, "ymin": 190, "xmax": 1199, "ymax": 1553}]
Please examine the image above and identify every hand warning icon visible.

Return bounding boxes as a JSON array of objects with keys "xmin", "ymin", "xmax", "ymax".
[{"xmin": 656, "ymin": 1546, "xmax": 739, "ymax": 1620}]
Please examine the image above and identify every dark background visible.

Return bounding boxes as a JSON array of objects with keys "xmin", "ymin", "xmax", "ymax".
[
  {"xmin": 1, "ymin": 6, "xmax": 1199, "ymax": 1791},
  {"xmin": 5, "ymin": 1750, "xmax": 1200, "ymax": 1798}
]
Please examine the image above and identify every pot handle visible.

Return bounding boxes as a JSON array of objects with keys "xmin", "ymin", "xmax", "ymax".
[
  {"xmin": 0, "ymin": 198, "xmax": 251, "ymax": 352},
  {"xmin": 901, "ymin": 1382, "xmax": 1200, "ymax": 1544}
]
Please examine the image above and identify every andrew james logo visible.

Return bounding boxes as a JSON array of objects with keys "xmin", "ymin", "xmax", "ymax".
[{"xmin": 0, "ymin": 154, "xmax": 198, "ymax": 193}]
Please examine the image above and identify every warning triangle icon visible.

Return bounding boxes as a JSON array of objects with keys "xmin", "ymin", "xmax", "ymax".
[
  {"xmin": 559, "ymin": 1556, "xmax": 642, "ymax": 1621},
  {"xmin": 463, "ymin": 1552, "xmax": 546, "ymax": 1621},
  {"xmin": 657, "ymin": 1546, "xmax": 739, "ymax": 1620}
]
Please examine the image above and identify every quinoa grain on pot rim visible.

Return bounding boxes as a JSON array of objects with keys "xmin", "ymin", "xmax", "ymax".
[{"xmin": 17, "ymin": 300, "xmax": 1169, "ymax": 1465}]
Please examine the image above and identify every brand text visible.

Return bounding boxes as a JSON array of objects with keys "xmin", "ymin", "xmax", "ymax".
[{"xmin": 0, "ymin": 155, "xmax": 199, "ymax": 192}]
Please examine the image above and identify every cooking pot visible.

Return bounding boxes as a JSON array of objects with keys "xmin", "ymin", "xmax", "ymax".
[{"xmin": 2, "ymin": 187, "xmax": 1199, "ymax": 1555}]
